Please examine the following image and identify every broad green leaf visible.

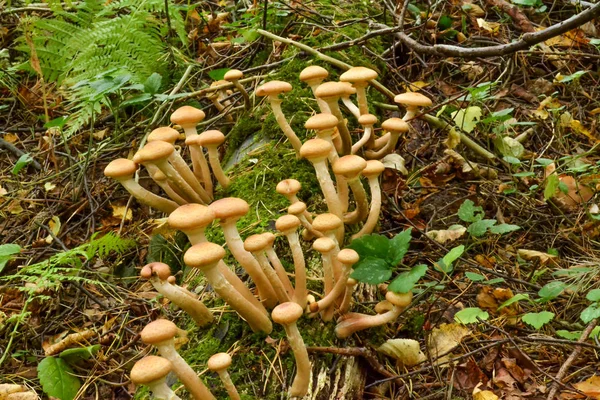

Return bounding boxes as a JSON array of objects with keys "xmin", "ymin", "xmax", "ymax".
[
  {"xmin": 556, "ymin": 330, "xmax": 582, "ymax": 340},
  {"xmin": 59, "ymin": 345, "xmax": 101, "ymax": 364},
  {"xmin": 489, "ymin": 224, "xmax": 521, "ymax": 235},
  {"xmin": 535, "ymin": 158, "xmax": 554, "ymax": 167},
  {"xmin": 494, "ymin": 136, "xmax": 525, "ymax": 158},
  {"xmin": 12, "ymin": 154, "xmax": 33, "ymax": 175},
  {"xmin": 348, "ymin": 234, "xmax": 390, "ymax": 261},
  {"xmin": 387, "ymin": 228, "xmax": 412, "ymax": 266},
  {"xmin": 436, "ymin": 245, "xmax": 465, "ymax": 273},
  {"xmin": 512, "ymin": 0, "xmax": 539, "ymax": 5},
  {"xmin": 120, "ymin": 93, "xmax": 152, "ymax": 107},
  {"xmin": 580, "ymin": 304, "xmax": 600, "ymax": 323},
  {"xmin": 522, "ymin": 311, "xmax": 554, "ymax": 329},
  {"xmin": 556, "ymin": 70, "xmax": 586, "ymax": 83},
  {"xmin": 513, "ymin": 171, "xmax": 535, "ymax": 177},
  {"xmin": 544, "ymin": 174, "xmax": 560, "ymax": 200},
  {"xmin": 454, "ymin": 307, "xmax": 489, "ymax": 324},
  {"xmin": 0, "ymin": 244, "xmax": 21, "ymax": 273},
  {"xmin": 437, "ymin": 15, "xmax": 453, "ymax": 30},
  {"xmin": 457, "ymin": 199, "xmax": 484, "ymax": 223},
  {"xmin": 451, "ymin": 106, "xmax": 482, "ymax": 133},
  {"xmin": 467, "ymin": 219, "xmax": 497, "ymax": 237},
  {"xmin": 388, "ymin": 264, "xmax": 428, "ymax": 293},
  {"xmin": 498, "ymin": 293, "xmax": 529, "ymax": 310},
  {"xmin": 538, "ymin": 281, "xmax": 567, "ymax": 301},
  {"xmin": 350, "ymin": 258, "xmax": 392, "ymax": 284},
  {"xmin": 208, "ymin": 68, "xmax": 230, "ymax": 81},
  {"xmin": 44, "ymin": 116, "xmax": 68, "ymax": 129},
  {"xmin": 242, "ymin": 29, "xmax": 260, "ymax": 42},
  {"xmin": 465, "ymin": 272, "xmax": 485, "ymax": 282},
  {"xmin": 503, "ymin": 156, "xmax": 521, "ymax": 165},
  {"xmin": 586, "ymin": 289, "xmax": 600, "ymax": 302},
  {"xmin": 143, "ymin": 72, "xmax": 162, "ymax": 95},
  {"xmin": 38, "ymin": 357, "xmax": 81, "ymax": 400},
  {"xmin": 485, "ymin": 277, "xmax": 505, "ymax": 284},
  {"xmin": 553, "ymin": 267, "xmax": 592, "ymax": 277}
]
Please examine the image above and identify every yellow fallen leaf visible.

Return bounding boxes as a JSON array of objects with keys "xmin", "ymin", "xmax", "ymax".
[
  {"xmin": 45, "ymin": 216, "xmax": 61, "ymax": 244},
  {"xmin": 444, "ymin": 127, "xmax": 461, "ymax": 149},
  {"xmin": 111, "ymin": 204, "xmax": 132, "ymax": 221},
  {"xmin": 7, "ymin": 201, "xmax": 23, "ymax": 215},
  {"xmin": 590, "ymin": 107, "xmax": 600, "ymax": 115},
  {"xmin": 533, "ymin": 96, "xmax": 562, "ymax": 120},
  {"xmin": 44, "ymin": 182, "xmax": 56, "ymax": 192},
  {"xmin": 427, "ymin": 323, "xmax": 471, "ymax": 359},
  {"xmin": 573, "ymin": 375, "xmax": 600, "ymax": 398},
  {"xmin": 426, "ymin": 225, "xmax": 466, "ymax": 244},
  {"xmin": 0, "ymin": 186, "xmax": 7, "ymax": 196},
  {"xmin": 476, "ymin": 18, "xmax": 500, "ymax": 34},
  {"xmin": 473, "ymin": 389, "xmax": 499, "ymax": 400},
  {"xmin": 378, "ymin": 339, "xmax": 427, "ymax": 366},
  {"xmin": 3, "ymin": 133, "xmax": 18, "ymax": 143},
  {"xmin": 404, "ymin": 81, "xmax": 429, "ymax": 92},
  {"xmin": 93, "ymin": 129, "xmax": 108, "ymax": 140},
  {"xmin": 518, "ymin": 249, "xmax": 557, "ymax": 265}
]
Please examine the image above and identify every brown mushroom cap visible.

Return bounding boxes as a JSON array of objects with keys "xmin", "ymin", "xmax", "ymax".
[
  {"xmin": 275, "ymin": 214, "xmax": 301, "ymax": 232},
  {"xmin": 184, "ymin": 134, "xmax": 202, "ymax": 147},
  {"xmin": 362, "ymin": 160, "xmax": 386, "ymax": 177},
  {"xmin": 104, "ymin": 159, "xmax": 138, "ymax": 178},
  {"xmin": 148, "ymin": 127, "xmax": 181, "ymax": 144},
  {"xmin": 146, "ymin": 262, "xmax": 171, "ymax": 280},
  {"xmin": 358, "ymin": 114, "xmax": 378, "ymax": 126},
  {"xmin": 332, "ymin": 155, "xmax": 367, "ymax": 178},
  {"xmin": 340, "ymin": 66, "xmax": 378, "ymax": 83},
  {"xmin": 299, "ymin": 66, "xmax": 329, "ymax": 82},
  {"xmin": 256, "ymin": 81, "xmax": 293, "ymax": 97},
  {"xmin": 134, "ymin": 141, "xmax": 175, "ymax": 163},
  {"xmin": 224, "ymin": 69, "xmax": 244, "ymax": 81},
  {"xmin": 394, "ymin": 92, "xmax": 432, "ymax": 107},
  {"xmin": 287, "ymin": 201, "xmax": 307, "ymax": 215},
  {"xmin": 312, "ymin": 213, "xmax": 343, "ymax": 233},
  {"xmin": 209, "ymin": 197, "xmax": 249, "ymax": 221},
  {"xmin": 299, "ymin": 138, "xmax": 332, "ymax": 160},
  {"xmin": 171, "ymin": 106, "xmax": 206, "ymax": 128},
  {"xmin": 271, "ymin": 302, "xmax": 304, "ymax": 324},
  {"xmin": 184, "ymin": 242, "xmax": 226, "ymax": 268},
  {"xmin": 314, "ymin": 82, "xmax": 347, "ymax": 99},
  {"xmin": 337, "ymin": 249, "xmax": 360, "ymax": 265},
  {"xmin": 381, "ymin": 118, "xmax": 410, "ymax": 133},
  {"xmin": 207, "ymin": 352, "xmax": 232, "ymax": 372},
  {"xmin": 168, "ymin": 204, "xmax": 215, "ymax": 232},
  {"xmin": 312, "ymin": 237, "xmax": 336, "ymax": 253},
  {"xmin": 276, "ymin": 179, "xmax": 302, "ymax": 197},
  {"xmin": 386, "ymin": 291, "xmax": 413, "ymax": 307},
  {"xmin": 198, "ymin": 130, "xmax": 225, "ymax": 146},
  {"xmin": 305, "ymin": 113, "xmax": 338, "ymax": 130},
  {"xmin": 140, "ymin": 265, "xmax": 152, "ymax": 279},
  {"xmin": 140, "ymin": 319, "xmax": 178, "ymax": 344},
  {"xmin": 243, "ymin": 234, "xmax": 270, "ymax": 253},
  {"xmin": 130, "ymin": 356, "xmax": 173, "ymax": 384}
]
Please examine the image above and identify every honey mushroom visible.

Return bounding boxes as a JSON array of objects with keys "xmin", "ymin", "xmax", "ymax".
[
  {"xmin": 148, "ymin": 126, "xmax": 181, "ymax": 144},
  {"xmin": 197, "ymin": 130, "xmax": 230, "ymax": 189},
  {"xmin": 352, "ymin": 113, "xmax": 378, "ymax": 154},
  {"xmin": 184, "ymin": 134, "xmax": 213, "ymax": 198},
  {"xmin": 332, "ymin": 155, "xmax": 369, "ymax": 225},
  {"xmin": 130, "ymin": 356, "xmax": 183, "ymax": 400},
  {"xmin": 141, "ymin": 320, "xmax": 216, "ymax": 400},
  {"xmin": 287, "ymin": 201, "xmax": 323, "ymax": 239},
  {"xmin": 339, "ymin": 82, "xmax": 360, "ymax": 119},
  {"xmin": 394, "ymin": 92, "xmax": 433, "ymax": 121},
  {"xmin": 339, "ymin": 66, "xmax": 378, "ymax": 116},
  {"xmin": 312, "ymin": 213, "xmax": 344, "ymax": 284},
  {"xmin": 223, "ymin": 69, "xmax": 250, "ymax": 110},
  {"xmin": 261, "ymin": 232, "xmax": 296, "ymax": 298},
  {"xmin": 299, "ymin": 65, "xmax": 331, "ymax": 113},
  {"xmin": 339, "ymin": 278, "xmax": 358, "ymax": 314},
  {"xmin": 352, "ymin": 160, "xmax": 386, "ymax": 240},
  {"xmin": 184, "ymin": 242, "xmax": 273, "ymax": 333},
  {"xmin": 366, "ymin": 118, "xmax": 410, "ymax": 160},
  {"xmin": 275, "ymin": 215, "xmax": 307, "ymax": 307},
  {"xmin": 256, "ymin": 80, "xmax": 303, "ymax": 156},
  {"xmin": 207, "ymin": 353, "xmax": 240, "ymax": 400},
  {"xmin": 209, "ymin": 197, "xmax": 278, "ymax": 309},
  {"xmin": 151, "ymin": 169, "xmax": 189, "ymax": 205},
  {"xmin": 314, "ymin": 82, "xmax": 354, "ymax": 155},
  {"xmin": 104, "ymin": 158, "xmax": 178, "ymax": 214},
  {"xmin": 311, "ymin": 237, "xmax": 337, "ymax": 321},
  {"xmin": 276, "ymin": 179, "xmax": 314, "ymax": 224},
  {"xmin": 140, "ymin": 262, "xmax": 213, "ymax": 327}
]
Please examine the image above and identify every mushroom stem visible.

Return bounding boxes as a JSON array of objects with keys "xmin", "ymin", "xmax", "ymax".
[
  {"xmin": 311, "ymin": 237, "xmax": 337, "ymax": 321},
  {"xmin": 131, "ymin": 356, "xmax": 183, "ymax": 400},
  {"xmin": 205, "ymin": 144, "xmax": 230, "ymax": 188},
  {"xmin": 308, "ymin": 82, "xmax": 331, "ymax": 113},
  {"xmin": 269, "ymin": 98, "xmax": 303, "ymax": 156},
  {"xmin": 287, "ymin": 202, "xmax": 323, "ymax": 239},
  {"xmin": 184, "ymin": 138, "xmax": 213, "ymax": 198},
  {"xmin": 265, "ymin": 246, "xmax": 296, "ymax": 299},
  {"xmin": 352, "ymin": 160, "xmax": 385, "ymax": 239},
  {"xmin": 323, "ymin": 99, "xmax": 352, "ymax": 156},
  {"xmin": 309, "ymin": 249, "xmax": 359, "ymax": 315},
  {"xmin": 276, "ymin": 215, "xmax": 307, "ymax": 307},
  {"xmin": 352, "ymin": 125, "xmax": 372, "ymax": 154},
  {"xmin": 147, "ymin": 377, "xmax": 182, "ymax": 400},
  {"xmin": 150, "ymin": 168, "xmax": 189, "ymax": 205},
  {"xmin": 253, "ymin": 250, "xmax": 292, "ymax": 303},
  {"xmin": 120, "ymin": 177, "xmax": 179, "ymax": 213},
  {"xmin": 339, "ymin": 278, "xmax": 358, "ymax": 314},
  {"xmin": 167, "ymin": 151, "xmax": 212, "ymax": 203},
  {"xmin": 341, "ymin": 95, "xmax": 360, "ymax": 119},
  {"xmin": 207, "ymin": 353, "xmax": 241, "ymax": 400}
]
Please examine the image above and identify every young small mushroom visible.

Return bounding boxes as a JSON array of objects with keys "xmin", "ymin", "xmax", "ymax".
[
  {"xmin": 184, "ymin": 242, "xmax": 273, "ymax": 333},
  {"xmin": 104, "ymin": 159, "xmax": 178, "ymax": 214},
  {"xmin": 170, "ymin": 106, "xmax": 211, "ymax": 186},
  {"xmin": 365, "ymin": 118, "xmax": 410, "ymax": 160},
  {"xmin": 352, "ymin": 114, "xmax": 378, "ymax": 154},
  {"xmin": 130, "ymin": 356, "xmax": 182, "ymax": 400},
  {"xmin": 335, "ymin": 291, "xmax": 413, "ymax": 339},
  {"xmin": 140, "ymin": 320, "xmax": 216, "ymax": 400},
  {"xmin": 339, "ymin": 277, "xmax": 358, "ymax": 314},
  {"xmin": 140, "ymin": 262, "xmax": 213, "ymax": 327},
  {"xmin": 224, "ymin": 69, "xmax": 250, "ymax": 110},
  {"xmin": 311, "ymin": 237, "xmax": 337, "ymax": 321},
  {"xmin": 314, "ymin": 82, "xmax": 354, "ymax": 155},
  {"xmin": 276, "ymin": 179, "xmax": 313, "ymax": 223},
  {"xmin": 394, "ymin": 92, "xmax": 433, "ymax": 121},
  {"xmin": 276, "ymin": 215, "xmax": 307, "ymax": 307},
  {"xmin": 340, "ymin": 66, "xmax": 378, "ymax": 116},
  {"xmin": 299, "ymin": 65, "xmax": 331, "ymax": 113},
  {"xmin": 148, "ymin": 127, "xmax": 181, "ymax": 144},
  {"xmin": 197, "ymin": 130, "xmax": 230, "ymax": 188},
  {"xmin": 151, "ymin": 169, "xmax": 189, "ymax": 205},
  {"xmin": 352, "ymin": 160, "xmax": 386, "ymax": 239},
  {"xmin": 287, "ymin": 201, "xmax": 323, "ymax": 239},
  {"xmin": 332, "ymin": 155, "xmax": 368, "ymax": 224},
  {"xmin": 312, "ymin": 213, "xmax": 344, "ymax": 281},
  {"xmin": 256, "ymin": 81, "xmax": 303, "ymax": 156},
  {"xmin": 207, "ymin": 353, "xmax": 240, "ymax": 400},
  {"xmin": 271, "ymin": 302, "xmax": 311, "ymax": 398}
]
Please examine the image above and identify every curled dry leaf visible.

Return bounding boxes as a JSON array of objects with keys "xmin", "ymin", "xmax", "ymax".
[
  {"xmin": 427, "ymin": 323, "xmax": 471, "ymax": 360},
  {"xmin": 381, "ymin": 154, "xmax": 408, "ymax": 175},
  {"xmin": 377, "ymin": 339, "xmax": 426, "ymax": 367},
  {"xmin": 518, "ymin": 249, "xmax": 557, "ymax": 265},
  {"xmin": 572, "ymin": 374, "xmax": 600, "ymax": 398},
  {"xmin": 426, "ymin": 225, "xmax": 467, "ymax": 244},
  {"xmin": 473, "ymin": 389, "xmax": 499, "ymax": 400}
]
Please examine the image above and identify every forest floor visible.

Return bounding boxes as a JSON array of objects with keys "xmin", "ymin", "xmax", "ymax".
[{"xmin": 2, "ymin": 0, "xmax": 600, "ymax": 399}]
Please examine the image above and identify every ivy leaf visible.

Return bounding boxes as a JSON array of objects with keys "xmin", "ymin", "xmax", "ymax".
[
  {"xmin": 387, "ymin": 228, "xmax": 412, "ymax": 266},
  {"xmin": 350, "ymin": 258, "xmax": 392, "ymax": 284},
  {"xmin": 388, "ymin": 264, "xmax": 428, "ymax": 294},
  {"xmin": 38, "ymin": 357, "xmax": 81, "ymax": 400},
  {"xmin": 544, "ymin": 174, "xmax": 560, "ymax": 200},
  {"xmin": 489, "ymin": 224, "xmax": 521, "ymax": 235},
  {"xmin": 581, "ymin": 304, "xmax": 600, "ymax": 323},
  {"xmin": 538, "ymin": 281, "xmax": 567, "ymax": 302},
  {"xmin": 0, "ymin": 244, "xmax": 20, "ymax": 273},
  {"xmin": 498, "ymin": 293, "xmax": 529, "ymax": 310},
  {"xmin": 436, "ymin": 245, "xmax": 465, "ymax": 274},
  {"xmin": 348, "ymin": 234, "xmax": 390, "ymax": 261},
  {"xmin": 451, "ymin": 106, "xmax": 482, "ymax": 133},
  {"xmin": 454, "ymin": 307, "xmax": 489, "ymax": 324},
  {"xmin": 457, "ymin": 199, "xmax": 484, "ymax": 223},
  {"xmin": 587, "ymin": 289, "xmax": 600, "ymax": 302},
  {"xmin": 467, "ymin": 219, "xmax": 497, "ymax": 237},
  {"xmin": 522, "ymin": 311, "xmax": 555, "ymax": 329}
]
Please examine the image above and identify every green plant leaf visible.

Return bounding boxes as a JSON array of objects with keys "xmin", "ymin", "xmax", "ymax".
[
  {"xmin": 537, "ymin": 281, "xmax": 567, "ymax": 302},
  {"xmin": 121, "ymin": 93, "xmax": 153, "ymax": 107},
  {"xmin": 489, "ymin": 224, "xmax": 521, "ymax": 235},
  {"xmin": 38, "ymin": 357, "xmax": 81, "ymax": 400},
  {"xmin": 208, "ymin": 68, "xmax": 230, "ymax": 81},
  {"xmin": 436, "ymin": 245, "xmax": 465, "ymax": 274},
  {"xmin": 350, "ymin": 258, "xmax": 392, "ymax": 284},
  {"xmin": 388, "ymin": 264, "xmax": 428, "ymax": 293},
  {"xmin": 387, "ymin": 228, "xmax": 412, "ymax": 266},
  {"xmin": 465, "ymin": 272, "xmax": 485, "ymax": 281},
  {"xmin": 0, "ymin": 243, "xmax": 21, "ymax": 273},
  {"xmin": 544, "ymin": 174, "xmax": 560, "ymax": 200},
  {"xmin": 556, "ymin": 330, "xmax": 581, "ymax": 340},
  {"xmin": 454, "ymin": 307, "xmax": 489, "ymax": 324},
  {"xmin": 451, "ymin": 106, "xmax": 482, "ymax": 133},
  {"xmin": 59, "ymin": 345, "xmax": 101, "ymax": 364},
  {"xmin": 494, "ymin": 136, "xmax": 525, "ymax": 158},
  {"xmin": 457, "ymin": 199, "xmax": 483, "ymax": 223},
  {"xmin": 498, "ymin": 293, "xmax": 530, "ymax": 310},
  {"xmin": 522, "ymin": 311, "xmax": 554, "ymax": 329},
  {"xmin": 467, "ymin": 219, "xmax": 497, "ymax": 237},
  {"xmin": 581, "ymin": 304, "xmax": 600, "ymax": 323},
  {"xmin": 438, "ymin": 15, "xmax": 453, "ymax": 30},
  {"xmin": 242, "ymin": 29, "xmax": 260, "ymax": 42},
  {"xmin": 587, "ymin": 289, "xmax": 600, "ymax": 302},
  {"xmin": 348, "ymin": 234, "xmax": 390, "ymax": 261},
  {"xmin": 12, "ymin": 154, "xmax": 33, "ymax": 175},
  {"xmin": 556, "ymin": 70, "xmax": 586, "ymax": 83},
  {"xmin": 143, "ymin": 72, "xmax": 162, "ymax": 95},
  {"xmin": 535, "ymin": 158, "xmax": 554, "ymax": 167}
]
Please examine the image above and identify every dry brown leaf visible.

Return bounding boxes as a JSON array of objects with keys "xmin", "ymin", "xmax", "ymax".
[
  {"xmin": 473, "ymin": 389, "xmax": 499, "ymax": 400},
  {"xmin": 477, "ymin": 286, "xmax": 499, "ymax": 311},
  {"xmin": 518, "ymin": 249, "xmax": 557, "ymax": 265},
  {"xmin": 426, "ymin": 225, "xmax": 466, "ymax": 244},
  {"xmin": 111, "ymin": 204, "xmax": 133, "ymax": 221},
  {"xmin": 427, "ymin": 323, "xmax": 471, "ymax": 359},
  {"xmin": 378, "ymin": 339, "xmax": 426, "ymax": 367},
  {"xmin": 572, "ymin": 375, "xmax": 600, "ymax": 399},
  {"xmin": 532, "ymin": 96, "xmax": 561, "ymax": 120}
]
